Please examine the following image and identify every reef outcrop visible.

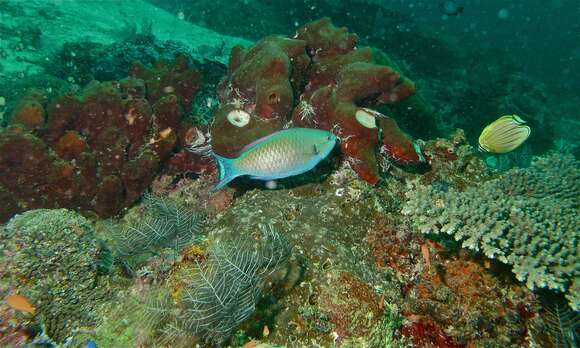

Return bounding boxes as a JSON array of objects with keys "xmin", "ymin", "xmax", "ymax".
[
  {"xmin": 0, "ymin": 56, "xmax": 210, "ymax": 221},
  {"xmin": 2, "ymin": 209, "xmax": 110, "ymax": 344},
  {"xmin": 402, "ymin": 153, "xmax": 580, "ymax": 310},
  {"xmin": 210, "ymin": 18, "xmax": 423, "ymax": 185}
]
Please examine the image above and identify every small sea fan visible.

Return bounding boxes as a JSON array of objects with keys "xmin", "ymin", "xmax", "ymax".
[
  {"xmin": 115, "ymin": 193, "xmax": 204, "ymax": 266},
  {"xmin": 538, "ymin": 291, "xmax": 580, "ymax": 348},
  {"xmin": 180, "ymin": 224, "xmax": 291, "ymax": 346}
]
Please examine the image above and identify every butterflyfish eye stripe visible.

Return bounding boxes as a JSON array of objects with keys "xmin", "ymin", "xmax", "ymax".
[{"xmin": 510, "ymin": 115, "xmax": 526, "ymax": 124}]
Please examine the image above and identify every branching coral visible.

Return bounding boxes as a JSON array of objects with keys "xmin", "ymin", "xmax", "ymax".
[{"xmin": 402, "ymin": 153, "xmax": 579, "ymax": 310}]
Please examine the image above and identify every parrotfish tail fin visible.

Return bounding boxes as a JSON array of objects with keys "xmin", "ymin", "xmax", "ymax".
[{"xmin": 211, "ymin": 153, "xmax": 239, "ymax": 192}]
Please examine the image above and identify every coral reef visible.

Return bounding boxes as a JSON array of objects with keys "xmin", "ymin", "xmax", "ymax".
[
  {"xmin": 167, "ymin": 164, "xmax": 532, "ymax": 346},
  {"xmin": 531, "ymin": 290, "xmax": 580, "ymax": 347},
  {"xmin": 402, "ymin": 153, "xmax": 580, "ymax": 310},
  {"xmin": 1, "ymin": 209, "xmax": 110, "ymax": 344},
  {"xmin": 2, "ymin": 3, "xmax": 576, "ymax": 347},
  {"xmin": 114, "ymin": 193, "xmax": 204, "ymax": 270},
  {"xmin": 0, "ymin": 56, "xmax": 210, "ymax": 221},
  {"xmin": 181, "ymin": 224, "xmax": 291, "ymax": 345},
  {"xmin": 210, "ymin": 18, "xmax": 424, "ymax": 185},
  {"xmin": 143, "ymin": 223, "xmax": 291, "ymax": 346},
  {"xmin": 82, "ymin": 133, "xmax": 539, "ymax": 347},
  {"xmin": 366, "ymin": 214, "xmax": 536, "ymax": 347}
]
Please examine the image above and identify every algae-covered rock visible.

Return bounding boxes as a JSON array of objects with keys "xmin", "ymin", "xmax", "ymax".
[{"xmin": 2, "ymin": 209, "xmax": 110, "ymax": 344}]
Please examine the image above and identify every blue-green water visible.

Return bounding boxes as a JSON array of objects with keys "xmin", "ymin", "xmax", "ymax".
[{"xmin": 0, "ymin": 1, "xmax": 578, "ymax": 347}]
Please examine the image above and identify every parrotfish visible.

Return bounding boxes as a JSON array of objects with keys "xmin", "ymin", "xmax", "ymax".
[
  {"xmin": 212, "ymin": 128, "xmax": 337, "ymax": 191},
  {"xmin": 478, "ymin": 114, "xmax": 531, "ymax": 154}
]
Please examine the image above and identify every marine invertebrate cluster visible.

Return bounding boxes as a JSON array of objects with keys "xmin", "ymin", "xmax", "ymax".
[
  {"xmin": 1, "ymin": 209, "xmax": 110, "ymax": 344},
  {"xmin": 114, "ymin": 193, "xmax": 204, "ymax": 269},
  {"xmin": 210, "ymin": 18, "xmax": 423, "ymax": 185},
  {"xmin": 145, "ymin": 224, "xmax": 291, "ymax": 346},
  {"xmin": 0, "ymin": 56, "xmax": 207, "ymax": 221},
  {"xmin": 402, "ymin": 153, "xmax": 579, "ymax": 310},
  {"xmin": 534, "ymin": 291, "xmax": 580, "ymax": 347},
  {"xmin": 183, "ymin": 224, "xmax": 290, "ymax": 344}
]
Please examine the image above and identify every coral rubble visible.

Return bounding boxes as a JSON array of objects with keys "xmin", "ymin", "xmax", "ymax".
[
  {"xmin": 0, "ymin": 56, "xmax": 209, "ymax": 221},
  {"xmin": 402, "ymin": 153, "xmax": 580, "ymax": 310},
  {"xmin": 210, "ymin": 18, "xmax": 424, "ymax": 185}
]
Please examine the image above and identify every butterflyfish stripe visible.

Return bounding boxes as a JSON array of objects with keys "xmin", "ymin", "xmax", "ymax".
[
  {"xmin": 495, "ymin": 137, "xmax": 525, "ymax": 147},
  {"xmin": 490, "ymin": 124, "xmax": 515, "ymax": 136},
  {"xmin": 493, "ymin": 117, "xmax": 515, "ymax": 127},
  {"xmin": 495, "ymin": 137, "xmax": 529, "ymax": 148},
  {"xmin": 493, "ymin": 128, "xmax": 528, "ymax": 142},
  {"xmin": 491, "ymin": 129, "xmax": 522, "ymax": 142},
  {"xmin": 494, "ymin": 124, "xmax": 530, "ymax": 137},
  {"xmin": 494, "ymin": 127, "xmax": 530, "ymax": 142},
  {"xmin": 492, "ymin": 120, "xmax": 522, "ymax": 133},
  {"xmin": 492, "ymin": 125, "xmax": 522, "ymax": 139}
]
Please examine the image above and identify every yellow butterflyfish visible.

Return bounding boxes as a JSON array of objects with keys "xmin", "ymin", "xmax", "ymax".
[{"xmin": 478, "ymin": 114, "xmax": 531, "ymax": 154}]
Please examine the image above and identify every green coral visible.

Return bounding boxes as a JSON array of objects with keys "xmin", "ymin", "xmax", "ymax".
[
  {"xmin": 2, "ymin": 209, "xmax": 109, "ymax": 343},
  {"xmin": 402, "ymin": 154, "xmax": 579, "ymax": 310}
]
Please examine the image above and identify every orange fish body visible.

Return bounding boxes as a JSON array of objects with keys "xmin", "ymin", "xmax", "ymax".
[{"xmin": 5, "ymin": 294, "xmax": 35, "ymax": 314}]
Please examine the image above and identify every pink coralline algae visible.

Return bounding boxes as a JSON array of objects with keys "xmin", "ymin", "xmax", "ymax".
[{"xmin": 210, "ymin": 18, "xmax": 424, "ymax": 185}]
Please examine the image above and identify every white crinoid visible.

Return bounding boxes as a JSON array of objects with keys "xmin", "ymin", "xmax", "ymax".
[
  {"xmin": 229, "ymin": 97, "xmax": 245, "ymax": 110},
  {"xmin": 298, "ymin": 99, "xmax": 316, "ymax": 121},
  {"xmin": 186, "ymin": 128, "xmax": 213, "ymax": 156}
]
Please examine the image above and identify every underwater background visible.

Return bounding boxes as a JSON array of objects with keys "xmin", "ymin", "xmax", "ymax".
[{"xmin": 0, "ymin": 0, "xmax": 578, "ymax": 347}]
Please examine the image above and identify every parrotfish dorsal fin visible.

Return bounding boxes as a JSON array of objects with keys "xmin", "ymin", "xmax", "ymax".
[{"xmin": 238, "ymin": 130, "xmax": 288, "ymax": 155}]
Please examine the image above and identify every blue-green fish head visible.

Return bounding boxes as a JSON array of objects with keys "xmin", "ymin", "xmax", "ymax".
[
  {"xmin": 313, "ymin": 130, "xmax": 338, "ymax": 158},
  {"xmin": 211, "ymin": 128, "xmax": 337, "ymax": 191}
]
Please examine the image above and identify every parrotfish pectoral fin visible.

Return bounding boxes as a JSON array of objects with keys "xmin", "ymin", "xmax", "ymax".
[
  {"xmin": 211, "ymin": 153, "xmax": 240, "ymax": 192},
  {"xmin": 313, "ymin": 144, "xmax": 320, "ymax": 155}
]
